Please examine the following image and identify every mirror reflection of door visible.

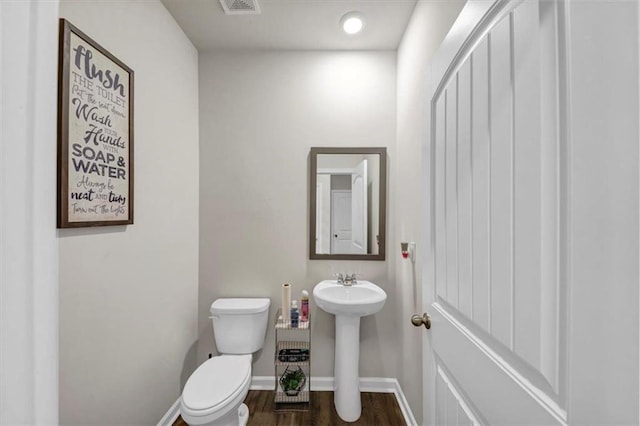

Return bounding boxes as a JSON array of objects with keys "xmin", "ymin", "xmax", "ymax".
[
  {"xmin": 318, "ymin": 159, "xmax": 369, "ymax": 255},
  {"xmin": 315, "ymin": 182, "xmax": 323, "ymax": 253},
  {"xmin": 316, "ymin": 176, "xmax": 331, "ymax": 254},
  {"xmin": 350, "ymin": 160, "xmax": 367, "ymax": 254}
]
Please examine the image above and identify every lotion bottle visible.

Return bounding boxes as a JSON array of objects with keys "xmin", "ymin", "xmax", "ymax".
[{"xmin": 300, "ymin": 290, "xmax": 309, "ymax": 322}]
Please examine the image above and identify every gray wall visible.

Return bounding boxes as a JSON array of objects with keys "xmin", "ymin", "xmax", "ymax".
[
  {"xmin": 53, "ymin": 2, "xmax": 466, "ymax": 422},
  {"xmin": 58, "ymin": 1, "xmax": 200, "ymax": 424},
  {"xmin": 395, "ymin": 0, "xmax": 466, "ymax": 422},
  {"xmin": 198, "ymin": 51, "xmax": 398, "ymax": 380}
]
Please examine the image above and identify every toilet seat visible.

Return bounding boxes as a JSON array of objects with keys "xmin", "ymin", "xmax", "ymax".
[{"xmin": 180, "ymin": 354, "xmax": 252, "ymax": 423}]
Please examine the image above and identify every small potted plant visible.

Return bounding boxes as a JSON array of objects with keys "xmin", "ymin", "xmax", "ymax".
[{"xmin": 279, "ymin": 366, "xmax": 306, "ymax": 396}]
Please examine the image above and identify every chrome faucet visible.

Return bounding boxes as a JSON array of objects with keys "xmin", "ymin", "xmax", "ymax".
[
  {"xmin": 335, "ymin": 273, "xmax": 358, "ymax": 285},
  {"xmin": 344, "ymin": 273, "xmax": 357, "ymax": 285}
]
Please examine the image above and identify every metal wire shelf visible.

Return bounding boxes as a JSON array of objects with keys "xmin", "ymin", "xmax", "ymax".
[{"xmin": 274, "ymin": 308, "xmax": 311, "ymax": 408}]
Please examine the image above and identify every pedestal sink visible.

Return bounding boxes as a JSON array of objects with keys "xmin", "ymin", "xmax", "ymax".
[{"xmin": 313, "ymin": 280, "xmax": 387, "ymax": 422}]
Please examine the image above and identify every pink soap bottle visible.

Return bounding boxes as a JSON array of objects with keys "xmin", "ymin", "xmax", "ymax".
[{"xmin": 300, "ymin": 290, "xmax": 309, "ymax": 322}]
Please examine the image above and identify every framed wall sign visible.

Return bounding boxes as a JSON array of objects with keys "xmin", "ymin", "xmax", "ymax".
[{"xmin": 57, "ymin": 19, "xmax": 134, "ymax": 228}]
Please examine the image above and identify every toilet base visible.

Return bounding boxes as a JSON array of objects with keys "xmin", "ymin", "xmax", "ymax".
[{"xmin": 181, "ymin": 403, "xmax": 249, "ymax": 426}]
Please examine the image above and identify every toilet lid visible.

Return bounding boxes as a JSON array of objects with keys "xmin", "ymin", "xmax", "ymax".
[{"xmin": 182, "ymin": 355, "xmax": 251, "ymax": 411}]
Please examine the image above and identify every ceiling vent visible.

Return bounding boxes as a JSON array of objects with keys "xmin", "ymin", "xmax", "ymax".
[{"xmin": 219, "ymin": 0, "xmax": 261, "ymax": 15}]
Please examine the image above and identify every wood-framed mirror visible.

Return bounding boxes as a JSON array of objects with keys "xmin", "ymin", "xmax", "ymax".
[{"xmin": 309, "ymin": 147, "xmax": 387, "ymax": 260}]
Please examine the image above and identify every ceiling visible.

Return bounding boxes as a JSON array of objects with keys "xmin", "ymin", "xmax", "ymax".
[{"xmin": 160, "ymin": 0, "xmax": 418, "ymax": 51}]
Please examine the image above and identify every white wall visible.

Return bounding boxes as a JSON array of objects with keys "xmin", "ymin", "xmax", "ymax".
[
  {"xmin": 57, "ymin": 1, "xmax": 199, "ymax": 424},
  {"xmin": 0, "ymin": 1, "xmax": 59, "ymax": 423},
  {"xmin": 395, "ymin": 0, "xmax": 465, "ymax": 422},
  {"xmin": 198, "ymin": 51, "xmax": 398, "ymax": 380}
]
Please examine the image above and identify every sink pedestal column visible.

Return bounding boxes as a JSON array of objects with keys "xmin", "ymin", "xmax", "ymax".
[{"xmin": 334, "ymin": 315, "xmax": 361, "ymax": 422}]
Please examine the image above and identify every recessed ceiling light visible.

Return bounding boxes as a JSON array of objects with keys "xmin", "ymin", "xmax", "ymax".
[{"xmin": 340, "ymin": 12, "xmax": 365, "ymax": 35}]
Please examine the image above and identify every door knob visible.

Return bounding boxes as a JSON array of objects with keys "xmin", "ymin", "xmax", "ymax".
[{"xmin": 411, "ymin": 313, "xmax": 431, "ymax": 329}]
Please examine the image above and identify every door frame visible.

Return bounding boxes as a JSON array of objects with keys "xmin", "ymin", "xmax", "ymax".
[{"xmin": 0, "ymin": 1, "xmax": 59, "ymax": 423}]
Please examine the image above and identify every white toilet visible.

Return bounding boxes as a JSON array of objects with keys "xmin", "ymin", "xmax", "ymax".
[{"xmin": 180, "ymin": 298, "xmax": 271, "ymax": 426}]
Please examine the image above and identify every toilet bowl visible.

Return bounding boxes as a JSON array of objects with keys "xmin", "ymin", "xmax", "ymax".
[
  {"xmin": 180, "ymin": 355, "xmax": 252, "ymax": 426},
  {"xmin": 180, "ymin": 298, "xmax": 270, "ymax": 426}
]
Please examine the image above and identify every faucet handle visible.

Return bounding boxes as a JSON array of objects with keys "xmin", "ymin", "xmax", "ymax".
[
  {"xmin": 334, "ymin": 273, "xmax": 344, "ymax": 283},
  {"xmin": 344, "ymin": 273, "xmax": 358, "ymax": 284}
]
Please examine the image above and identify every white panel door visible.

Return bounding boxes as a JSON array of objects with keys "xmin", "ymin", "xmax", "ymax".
[
  {"xmin": 331, "ymin": 190, "xmax": 352, "ymax": 254},
  {"xmin": 423, "ymin": 1, "xmax": 639, "ymax": 424},
  {"xmin": 351, "ymin": 159, "xmax": 368, "ymax": 254}
]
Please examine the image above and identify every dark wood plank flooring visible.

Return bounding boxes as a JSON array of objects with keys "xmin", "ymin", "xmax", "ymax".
[{"xmin": 173, "ymin": 390, "xmax": 406, "ymax": 425}]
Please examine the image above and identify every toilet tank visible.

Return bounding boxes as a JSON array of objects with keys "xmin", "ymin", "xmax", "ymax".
[{"xmin": 210, "ymin": 298, "xmax": 271, "ymax": 354}]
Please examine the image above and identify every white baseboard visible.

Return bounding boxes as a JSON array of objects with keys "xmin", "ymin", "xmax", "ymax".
[
  {"xmin": 160, "ymin": 376, "xmax": 417, "ymax": 426},
  {"xmin": 389, "ymin": 379, "xmax": 418, "ymax": 426},
  {"xmin": 251, "ymin": 376, "xmax": 417, "ymax": 425},
  {"xmin": 249, "ymin": 375, "xmax": 276, "ymax": 390},
  {"xmin": 157, "ymin": 396, "xmax": 181, "ymax": 426}
]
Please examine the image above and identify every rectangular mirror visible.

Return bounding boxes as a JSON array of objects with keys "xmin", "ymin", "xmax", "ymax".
[{"xmin": 309, "ymin": 147, "xmax": 386, "ymax": 260}]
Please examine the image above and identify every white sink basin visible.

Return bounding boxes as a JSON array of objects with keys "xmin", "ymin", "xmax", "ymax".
[
  {"xmin": 312, "ymin": 279, "xmax": 387, "ymax": 422},
  {"xmin": 313, "ymin": 280, "xmax": 387, "ymax": 317}
]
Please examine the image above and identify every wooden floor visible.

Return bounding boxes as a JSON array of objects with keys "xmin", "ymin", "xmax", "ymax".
[{"xmin": 173, "ymin": 390, "xmax": 406, "ymax": 425}]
